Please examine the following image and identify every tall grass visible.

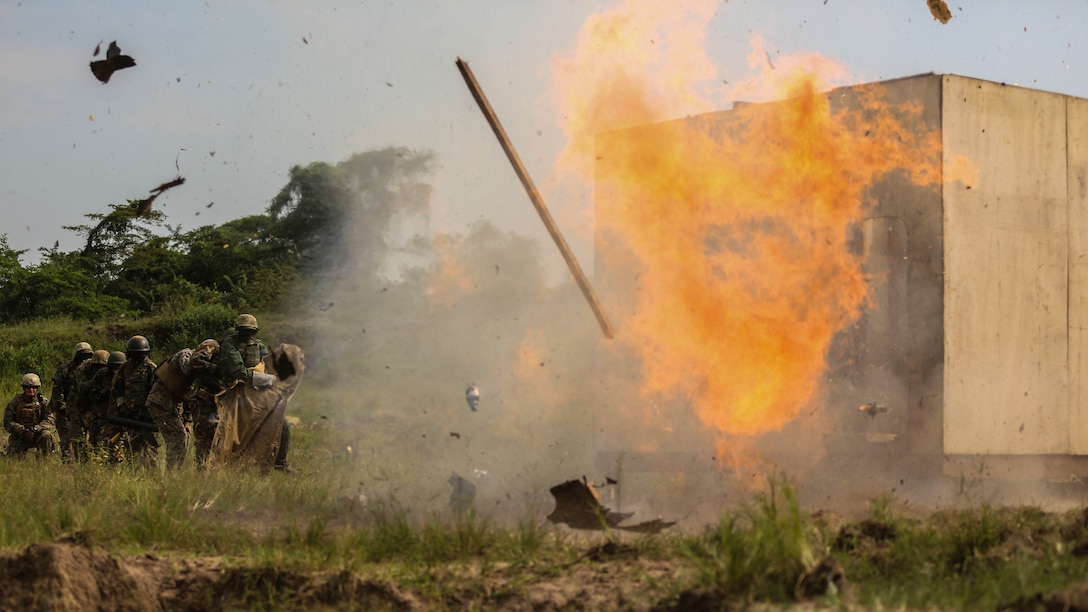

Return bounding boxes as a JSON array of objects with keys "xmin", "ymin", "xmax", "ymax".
[
  {"xmin": 680, "ymin": 475, "xmax": 825, "ymax": 603},
  {"xmin": 0, "ymin": 452, "xmax": 565, "ymax": 571}
]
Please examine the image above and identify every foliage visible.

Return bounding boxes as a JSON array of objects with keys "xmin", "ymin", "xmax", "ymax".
[
  {"xmin": 269, "ymin": 147, "xmax": 434, "ymax": 280},
  {"xmin": 682, "ymin": 476, "xmax": 822, "ymax": 602},
  {"xmin": 63, "ymin": 201, "xmax": 173, "ymax": 281},
  {"xmin": 0, "ymin": 146, "xmax": 436, "ymax": 325}
]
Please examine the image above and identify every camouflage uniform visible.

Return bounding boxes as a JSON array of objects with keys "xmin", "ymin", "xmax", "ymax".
[
  {"xmin": 186, "ymin": 353, "xmax": 223, "ymax": 468},
  {"xmin": 107, "ymin": 355, "xmax": 158, "ymax": 463},
  {"xmin": 220, "ymin": 330, "xmax": 270, "ymax": 385},
  {"xmin": 67, "ymin": 357, "xmax": 106, "ymax": 461},
  {"xmin": 146, "ymin": 346, "xmax": 217, "ymax": 469},
  {"xmin": 71, "ymin": 354, "xmax": 124, "ymax": 455},
  {"xmin": 51, "ymin": 346, "xmax": 92, "ymax": 462},
  {"xmin": 4, "ymin": 390, "xmax": 57, "ymax": 457},
  {"xmin": 221, "ymin": 326, "xmax": 290, "ymax": 470}
]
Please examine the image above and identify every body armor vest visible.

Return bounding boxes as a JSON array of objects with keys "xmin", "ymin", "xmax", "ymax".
[
  {"xmin": 120, "ymin": 360, "xmax": 156, "ymax": 413},
  {"xmin": 241, "ymin": 341, "xmax": 265, "ymax": 368},
  {"xmin": 14, "ymin": 396, "xmax": 45, "ymax": 426},
  {"xmin": 154, "ymin": 354, "xmax": 195, "ymax": 402}
]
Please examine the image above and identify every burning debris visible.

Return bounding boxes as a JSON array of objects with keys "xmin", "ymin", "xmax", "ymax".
[
  {"xmin": 465, "ymin": 384, "xmax": 480, "ymax": 412},
  {"xmin": 858, "ymin": 402, "xmax": 889, "ymax": 419},
  {"xmin": 90, "ymin": 40, "xmax": 136, "ymax": 83},
  {"xmin": 546, "ymin": 479, "xmax": 675, "ymax": 534}
]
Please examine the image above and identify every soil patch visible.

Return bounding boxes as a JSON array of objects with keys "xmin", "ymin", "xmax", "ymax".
[{"xmin": 0, "ymin": 540, "xmax": 419, "ymax": 611}]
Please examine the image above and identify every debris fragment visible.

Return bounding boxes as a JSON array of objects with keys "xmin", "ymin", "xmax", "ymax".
[
  {"xmin": 546, "ymin": 479, "xmax": 675, "ymax": 534},
  {"xmin": 456, "ymin": 57, "xmax": 615, "ymax": 339},
  {"xmin": 858, "ymin": 402, "xmax": 889, "ymax": 419},
  {"xmin": 448, "ymin": 472, "xmax": 476, "ymax": 518},
  {"xmin": 927, "ymin": 0, "xmax": 953, "ymax": 23},
  {"xmin": 90, "ymin": 41, "xmax": 136, "ymax": 83},
  {"xmin": 134, "ymin": 176, "xmax": 186, "ymax": 216},
  {"xmin": 465, "ymin": 385, "xmax": 480, "ymax": 412}
]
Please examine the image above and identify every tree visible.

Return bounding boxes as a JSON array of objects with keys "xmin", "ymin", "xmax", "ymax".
[
  {"xmin": 107, "ymin": 235, "xmax": 189, "ymax": 312},
  {"xmin": 268, "ymin": 147, "xmax": 435, "ymax": 280},
  {"xmin": 64, "ymin": 201, "xmax": 172, "ymax": 281},
  {"xmin": 0, "ymin": 234, "xmax": 26, "ymax": 292}
]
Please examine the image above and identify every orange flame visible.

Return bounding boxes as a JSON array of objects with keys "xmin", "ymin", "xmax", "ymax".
[
  {"xmin": 424, "ymin": 233, "xmax": 476, "ymax": 306},
  {"xmin": 554, "ymin": 2, "xmax": 942, "ymax": 451}
]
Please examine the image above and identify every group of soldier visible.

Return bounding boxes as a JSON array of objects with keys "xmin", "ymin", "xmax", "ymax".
[{"xmin": 1, "ymin": 313, "xmax": 289, "ymax": 470}]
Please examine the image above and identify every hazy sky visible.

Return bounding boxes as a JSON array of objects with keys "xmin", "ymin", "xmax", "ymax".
[{"xmin": 1, "ymin": 0, "xmax": 1085, "ymax": 264}]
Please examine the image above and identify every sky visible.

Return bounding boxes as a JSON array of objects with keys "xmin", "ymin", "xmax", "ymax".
[{"xmin": 1, "ymin": 0, "xmax": 1086, "ymax": 265}]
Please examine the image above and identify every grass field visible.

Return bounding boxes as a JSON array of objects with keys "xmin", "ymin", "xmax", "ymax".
[
  {"xmin": 5, "ymin": 316, "xmax": 1088, "ymax": 609},
  {"xmin": 3, "ymin": 435, "xmax": 1088, "ymax": 610}
]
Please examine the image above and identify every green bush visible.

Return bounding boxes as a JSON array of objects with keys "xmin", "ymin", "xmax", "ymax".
[{"xmin": 149, "ymin": 303, "xmax": 236, "ymax": 354}]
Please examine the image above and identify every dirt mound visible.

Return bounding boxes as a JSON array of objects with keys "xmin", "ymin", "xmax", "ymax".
[
  {"xmin": 0, "ymin": 540, "xmax": 419, "ymax": 611},
  {"xmin": 0, "ymin": 540, "xmax": 159, "ymax": 611}
]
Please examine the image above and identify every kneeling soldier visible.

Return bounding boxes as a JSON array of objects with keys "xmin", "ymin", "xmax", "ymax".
[{"xmin": 4, "ymin": 373, "xmax": 58, "ymax": 458}]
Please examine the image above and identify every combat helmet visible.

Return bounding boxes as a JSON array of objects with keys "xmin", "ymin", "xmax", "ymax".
[
  {"xmin": 90, "ymin": 349, "xmax": 109, "ymax": 365},
  {"xmin": 235, "ymin": 313, "xmax": 258, "ymax": 331},
  {"xmin": 74, "ymin": 341, "xmax": 93, "ymax": 356},
  {"xmin": 108, "ymin": 351, "xmax": 127, "ymax": 366},
  {"xmin": 126, "ymin": 335, "xmax": 151, "ymax": 355},
  {"xmin": 21, "ymin": 373, "xmax": 41, "ymax": 388}
]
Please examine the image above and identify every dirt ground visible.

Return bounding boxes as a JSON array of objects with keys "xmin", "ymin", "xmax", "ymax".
[
  {"xmin": 0, "ymin": 538, "xmax": 691, "ymax": 611},
  {"xmin": 7, "ymin": 521, "xmax": 1088, "ymax": 611}
]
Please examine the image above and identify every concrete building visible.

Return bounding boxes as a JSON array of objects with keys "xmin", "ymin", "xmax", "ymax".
[{"xmin": 593, "ymin": 73, "xmax": 1088, "ymax": 481}]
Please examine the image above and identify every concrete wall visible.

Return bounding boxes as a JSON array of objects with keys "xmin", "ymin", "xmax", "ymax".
[
  {"xmin": 826, "ymin": 75, "xmax": 945, "ymax": 457},
  {"xmin": 1068, "ymin": 96, "xmax": 1088, "ymax": 454},
  {"xmin": 942, "ymin": 76, "xmax": 1072, "ymax": 455},
  {"xmin": 592, "ymin": 73, "xmax": 1088, "ymax": 463}
]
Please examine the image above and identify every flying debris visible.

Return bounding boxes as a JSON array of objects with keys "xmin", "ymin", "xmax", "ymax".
[
  {"xmin": 81, "ymin": 175, "xmax": 186, "ymax": 256},
  {"xmin": 89, "ymin": 41, "xmax": 136, "ymax": 83},
  {"xmin": 546, "ymin": 479, "xmax": 675, "ymax": 534},
  {"xmin": 134, "ymin": 176, "xmax": 186, "ymax": 216},
  {"xmin": 927, "ymin": 0, "xmax": 953, "ymax": 23},
  {"xmin": 465, "ymin": 385, "xmax": 480, "ymax": 412},
  {"xmin": 858, "ymin": 402, "xmax": 889, "ymax": 419},
  {"xmin": 448, "ymin": 472, "xmax": 476, "ymax": 518}
]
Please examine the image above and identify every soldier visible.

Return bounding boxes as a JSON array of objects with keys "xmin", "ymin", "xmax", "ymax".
[
  {"xmin": 185, "ymin": 341, "xmax": 225, "ymax": 468},
  {"xmin": 145, "ymin": 339, "xmax": 220, "ymax": 469},
  {"xmin": 78, "ymin": 351, "xmax": 126, "ymax": 451},
  {"xmin": 67, "ymin": 349, "xmax": 109, "ymax": 461},
  {"xmin": 52, "ymin": 341, "xmax": 93, "ymax": 463},
  {"xmin": 106, "ymin": 335, "xmax": 158, "ymax": 464},
  {"xmin": 3, "ymin": 373, "xmax": 58, "ymax": 458},
  {"xmin": 221, "ymin": 314, "xmax": 291, "ymax": 471}
]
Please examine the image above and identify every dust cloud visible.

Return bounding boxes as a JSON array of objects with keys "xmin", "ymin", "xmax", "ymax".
[{"xmin": 285, "ymin": 0, "xmax": 1081, "ymax": 529}]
